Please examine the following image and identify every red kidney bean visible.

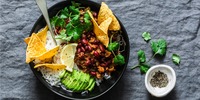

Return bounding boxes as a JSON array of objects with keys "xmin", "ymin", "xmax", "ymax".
[
  {"xmin": 85, "ymin": 59, "xmax": 91, "ymax": 66},
  {"xmin": 81, "ymin": 47, "xmax": 85, "ymax": 52},
  {"xmin": 82, "ymin": 39, "xmax": 88, "ymax": 44},
  {"xmin": 90, "ymin": 58, "xmax": 95, "ymax": 64},
  {"xmin": 90, "ymin": 71, "xmax": 96, "ymax": 76},
  {"xmin": 77, "ymin": 48, "xmax": 81, "ymax": 53},
  {"xmin": 99, "ymin": 44, "xmax": 105, "ymax": 52},
  {"xmin": 100, "ymin": 63, "xmax": 106, "ymax": 67},
  {"xmin": 85, "ymin": 46, "xmax": 88, "ymax": 50},
  {"xmin": 92, "ymin": 12, "xmax": 97, "ymax": 17},
  {"xmin": 93, "ymin": 51, "xmax": 99, "ymax": 57},
  {"xmin": 94, "ymin": 39, "xmax": 100, "ymax": 44},
  {"xmin": 78, "ymin": 42, "xmax": 82, "ymax": 47},
  {"xmin": 88, "ymin": 45, "xmax": 92, "ymax": 51}
]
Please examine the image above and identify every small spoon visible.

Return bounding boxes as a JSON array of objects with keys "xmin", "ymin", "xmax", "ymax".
[{"xmin": 35, "ymin": 0, "xmax": 57, "ymax": 45}]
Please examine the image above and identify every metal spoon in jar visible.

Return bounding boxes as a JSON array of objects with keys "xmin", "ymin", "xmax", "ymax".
[{"xmin": 35, "ymin": 0, "xmax": 57, "ymax": 45}]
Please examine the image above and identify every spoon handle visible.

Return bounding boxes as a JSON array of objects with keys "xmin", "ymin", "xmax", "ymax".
[{"xmin": 35, "ymin": 0, "xmax": 57, "ymax": 45}]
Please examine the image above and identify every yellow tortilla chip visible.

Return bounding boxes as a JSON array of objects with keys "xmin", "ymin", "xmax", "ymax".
[
  {"xmin": 26, "ymin": 33, "xmax": 46, "ymax": 63},
  {"xmin": 24, "ymin": 36, "xmax": 31, "ymax": 44},
  {"xmin": 33, "ymin": 46, "xmax": 59, "ymax": 61},
  {"xmin": 97, "ymin": 2, "xmax": 121, "ymax": 30},
  {"xmin": 34, "ymin": 64, "xmax": 66, "ymax": 70},
  {"xmin": 24, "ymin": 26, "xmax": 48, "ymax": 44},
  {"xmin": 88, "ymin": 11, "xmax": 109, "ymax": 47},
  {"xmin": 99, "ymin": 17, "xmax": 112, "ymax": 34}
]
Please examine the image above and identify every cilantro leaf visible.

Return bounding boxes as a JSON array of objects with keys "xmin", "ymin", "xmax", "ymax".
[
  {"xmin": 70, "ymin": 15, "xmax": 80, "ymax": 26},
  {"xmin": 142, "ymin": 32, "xmax": 151, "ymax": 41},
  {"xmin": 50, "ymin": 16, "xmax": 65, "ymax": 28},
  {"xmin": 114, "ymin": 54, "xmax": 125, "ymax": 65},
  {"xmin": 50, "ymin": 16, "xmax": 59, "ymax": 27},
  {"xmin": 137, "ymin": 50, "xmax": 146, "ymax": 63},
  {"xmin": 83, "ymin": 12, "xmax": 92, "ymax": 31},
  {"xmin": 55, "ymin": 29, "xmax": 72, "ymax": 41},
  {"xmin": 69, "ymin": 6, "xmax": 80, "ymax": 16},
  {"xmin": 60, "ymin": 7, "xmax": 69, "ymax": 19},
  {"xmin": 56, "ymin": 18, "xmax": 65, "ymax": 28},
  {"xmin": 84, "ymin": 12, "xmax": 91, "ymax": 19},
  {"xmin": 71, "ymin": 1, "xmax": 80, "ymax": 8},
  {"xmin": 172, "ymin": 54, "xmax": 180, "ymax": 65},
  {"xmin": 140, "ymin": 64, "xmax": 150, "ymax": 74},
  {"xmin": 150, "ymin": 39, "xmax": 167, "ymax": 56},
  {"xmin": 108, "ymin": 42, "xmax": 119, "ymax": 51}
]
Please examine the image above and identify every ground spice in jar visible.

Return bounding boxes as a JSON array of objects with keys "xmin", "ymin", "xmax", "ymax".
[{"xmin": 150, "ymin": 70, "xmax": 168, "ymax": 88}]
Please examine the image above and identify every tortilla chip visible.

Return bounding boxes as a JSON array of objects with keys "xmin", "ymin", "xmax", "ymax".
[
  {"xmin": 97, "ymin": 2, "xmax": 121, "ymax": 30},
  {"xmin": 24, "ymin": 26, "xmax": 48, "ymax": 44},
  {"xmin": 99, "ymin": 17, "xmax": 112, "ymax": 34},
  {"xmin": 24, "ymin": 36, "xmax": 31, "ymax": 44},
  {"xmin": 88, "ymin": 11, "xmax": 109, "ymax": 47},
  {"xmin": 26, "ymin": 33, "xmax": 46, "ymax": 63},
  {"xmin": 34, "ymin": 64, "xmax": 66, "ymax": 70},
  {"xmin": 34, "ymin": 46, "xmax": 59, "ymax": 61}
]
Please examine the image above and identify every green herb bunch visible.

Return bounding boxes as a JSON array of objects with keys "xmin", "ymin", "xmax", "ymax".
[{"xmin": 50, "ymin": 1, "xmax": 92, "ymax": 42}]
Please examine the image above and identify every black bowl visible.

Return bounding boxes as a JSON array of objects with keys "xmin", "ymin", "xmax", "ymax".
[{"xmin": 29, "ymin": 0, "xmax": 130, "ymax": 99}]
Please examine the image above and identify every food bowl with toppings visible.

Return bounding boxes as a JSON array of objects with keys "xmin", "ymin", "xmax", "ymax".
[
  {"xmin": 145, "ymin": 64, "xmax": 176, "ymax": 97},
  {"xmin": 25, "ymin": 0, "xmax": 129, "ymax": 99}
]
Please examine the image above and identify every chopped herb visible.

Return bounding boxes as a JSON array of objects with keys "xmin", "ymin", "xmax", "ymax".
[
  {"xmin": 142, "ymin": 32, "xmax": 151, "ymax": 42},
  {"xmin": 108, "ymin": 42, "xmax": 119, "ymax": 51},
  {"xmin": 137, "ymin": 50, "xmax": 146, "ymax": 63},
  {"xmin": 172, "ymin": 54, "xmax": 180, "ymax": 65},
  {"xmin": 55, "ymin": 29, "xmax": 72, "ymax": 41},
  {"xmin": 139, "ymin": 64, "xmax": 150, "ymax": 74},
  {"xmin": 114, "ymin": 54, "xmax": 125, "ymax": 65},
  {"xmin": 151, "ymin": 39, "xmax": 167, "ymax": 56}
]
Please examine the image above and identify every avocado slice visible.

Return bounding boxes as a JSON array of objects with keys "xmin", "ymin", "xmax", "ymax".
[
  {"xmin": 79, "ymin": 73, "xmax": 90, "ymax": 91},
  {"xmin": 61, "ymin": 76, "xmax": 72, "ymax": 88},
  {"xmin": 72, "ymin": 71, "xmax": 82, "ymax": 91},
  {"xmin": 88, "ymin": 81, "xmax": 95, "ymax": 91},
  {"xmin": 59, "ymin": 70, "xmax": 66, "ymax": 79},
  {"xmin": 85, "ymin": 78, "xmax": 94, "ymax": 90}
]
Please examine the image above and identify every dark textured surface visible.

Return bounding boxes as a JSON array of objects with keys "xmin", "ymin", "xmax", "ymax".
[{"xmin": 0, "ymin": 0, "xmax": 200, "ymax": 100}]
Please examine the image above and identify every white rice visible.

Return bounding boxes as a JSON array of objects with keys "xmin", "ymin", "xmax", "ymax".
[{"xmin": 38, "ymin": 67, "xmax": 65, "ymax": 86}]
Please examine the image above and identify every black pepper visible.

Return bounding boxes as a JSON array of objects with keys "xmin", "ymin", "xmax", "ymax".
[{"xmin": 150, "ymin": 70, "xmax": 168, "ymax": 88}]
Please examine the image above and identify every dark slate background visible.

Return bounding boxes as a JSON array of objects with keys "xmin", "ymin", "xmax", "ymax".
[{"xmin": 0, "ymin": 0, "xmax": 200, "ymax": 100}]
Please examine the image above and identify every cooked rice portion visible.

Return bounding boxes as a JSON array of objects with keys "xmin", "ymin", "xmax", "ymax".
[{"xmin": 38, "ymin": 67, "xmax": 65, "ymax": 86}]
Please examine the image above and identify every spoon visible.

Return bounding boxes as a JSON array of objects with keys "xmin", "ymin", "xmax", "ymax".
[{"xmin": 35, "ymin": 0, "xmax": 57, "ymax": 45}]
